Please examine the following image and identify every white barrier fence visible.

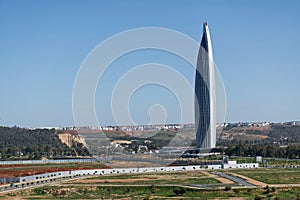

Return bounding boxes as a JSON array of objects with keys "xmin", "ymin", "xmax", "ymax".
[{"xmin": 0, "ymin": 163, "xmax": 259, "ymax": 192}]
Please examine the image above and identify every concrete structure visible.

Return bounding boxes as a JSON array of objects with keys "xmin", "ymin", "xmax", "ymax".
[
  {"xmin": 209, "ymin": 163, "xmax": 259, "ymax": 170},
  {"xmin": 256, "ymin": 156, "xmax": 262, "ymax": 162},
  {"xmin": 195, "ymin": 22, "xmax": 216, "ymax": 148},
  {"xmin": 0, "ymin": 163, "xmax": 259, "ymax": 191}
]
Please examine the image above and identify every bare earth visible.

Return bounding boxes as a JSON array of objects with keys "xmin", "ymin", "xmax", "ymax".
[{"xmin": 72, "ymin": 178, "xmax": 151, "ymax": 183}]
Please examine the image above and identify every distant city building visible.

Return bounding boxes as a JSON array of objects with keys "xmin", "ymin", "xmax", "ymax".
[{"xmin": 195, "ymin": 22, "xmax": 216, "ymax": 148}]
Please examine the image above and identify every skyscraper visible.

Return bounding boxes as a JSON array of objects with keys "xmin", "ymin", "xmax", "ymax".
[{"xmin": 195, "ymin": 22, "xmax": 216, "ymax": 149}]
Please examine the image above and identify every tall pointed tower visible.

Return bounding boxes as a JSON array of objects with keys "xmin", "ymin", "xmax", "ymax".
[{"xmin": 195, "ymin": 22, "xmax": 216, "ymax": 148}]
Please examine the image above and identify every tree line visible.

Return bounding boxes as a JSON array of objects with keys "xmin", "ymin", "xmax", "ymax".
[
  {"xmin": 224, "ymin": 142, "xmax": 300, "ymax": 159},
  {"xmin": 0, "ymin": 126, "xmax": 90, "ymax": 160}
]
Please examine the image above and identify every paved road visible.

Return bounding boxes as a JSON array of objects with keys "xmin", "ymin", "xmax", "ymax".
[{"xmin": 212, "ymin": 171, "xmax": 255, "ymax": 187}]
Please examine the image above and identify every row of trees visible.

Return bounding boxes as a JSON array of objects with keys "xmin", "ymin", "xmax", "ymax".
[
  {"xmin": 225, "ymin": 142, "xmax": 300, "ymax": 159},
  {"xmin": 0, "ymin": 126, "xmax": 90, "ymax": 160}
]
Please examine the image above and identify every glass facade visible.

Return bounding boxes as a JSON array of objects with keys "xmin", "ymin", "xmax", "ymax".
[{"xmin": 195, "ymin": 23, "xmax": 216, "ymax": 148}]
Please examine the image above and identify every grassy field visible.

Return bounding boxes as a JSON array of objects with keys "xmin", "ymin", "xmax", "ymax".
[
  {"xmin": 3, "ymin": 168, "xmax": 300, "ymax": 199},
  {"xmin": 85, "ymin": 171, "xmax": 208, "ymax": 180},
  {"xmin": 67, "ymin": 171, "xmax": 220, "ymax": 185},
  {"xmin": 233, "ymin": 168, "xmax": 300, "ymax": 184},
  {"xmin": 4, "ymin": 185, "xmax": 300, "ymax": 199}
]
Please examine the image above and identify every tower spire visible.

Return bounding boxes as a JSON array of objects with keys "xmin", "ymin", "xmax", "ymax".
[{"xmin": 195, "ymin": 22, "xmax": 216, "ymax": 149}]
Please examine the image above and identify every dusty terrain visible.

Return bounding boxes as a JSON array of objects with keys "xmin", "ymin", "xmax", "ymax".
[{"xmin": 0, "ymin": 163, "xmax": 109, "ymax": 178}]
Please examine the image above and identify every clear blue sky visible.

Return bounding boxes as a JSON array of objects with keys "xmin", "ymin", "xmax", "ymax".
[{"xmin": 0, "ymin": 0, "xmax": 299, "ymax": 127}]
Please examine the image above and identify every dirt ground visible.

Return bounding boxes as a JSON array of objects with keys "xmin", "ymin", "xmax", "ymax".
[
  {"xmin": 0, "ymin": 164, "xmax": 109, "ymax": 178},
  {"xmin": 72, "ymin": 178, "xmax": 151, "ymax": 183}
]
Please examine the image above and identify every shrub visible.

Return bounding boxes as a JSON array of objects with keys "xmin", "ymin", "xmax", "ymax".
[
  {"xmin": 254, "ymin": 195, "xmax": 263, "ymax": 200},
  {"xmin": 233, "ymin": 189, "xmax": 240, "ymax": 194},
  {"xmin": 246, "ymin": 188, "xmax": 252, "ymax": 194},
  {"xmin": 224, "ymin": 186, "xmax": 231, "ymax": 191},
  {"xmin": 263, "ymin": 185, "xmax": 271, "ymax": 194},
  {"xmin": 150, "ymin": 185, "xmax": 157, "ymax": 194},
  {"xmin": 173, "ymin": 187, "xmax": 187, "ymax": 195},
  {"xmin": 124, "ymin": 187, "xmax": 130, "ymax": 193}
]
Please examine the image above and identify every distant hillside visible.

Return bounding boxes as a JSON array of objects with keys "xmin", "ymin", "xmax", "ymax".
[
  {"xmin": 218, "ymin": 124, "xmax": 300, "ymax": 158},
  {"xmin": 0, "ymin": 126, "xmax": 90, "ymax": 160},
  {"xmin": 219, "ymin": 124, "xmax": 300, "ymax": 145}
]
